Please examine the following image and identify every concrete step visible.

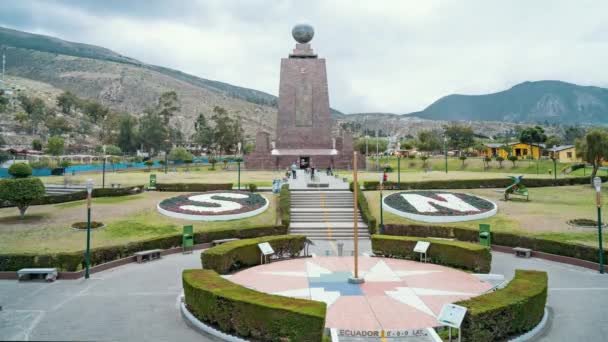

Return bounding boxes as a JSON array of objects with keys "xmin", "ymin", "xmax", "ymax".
[{"xmin": 290, "ymin": 222, "xmax": 368, "ymax": 228}]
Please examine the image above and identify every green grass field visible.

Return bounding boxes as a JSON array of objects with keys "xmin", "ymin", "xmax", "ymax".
[
  {"xmin": 365, "ymin": 185, "xmax": 608, "ymax": 247},
  {"xmin": 0, "ymin": 191, "xmax": 278, "ymax": 253}
]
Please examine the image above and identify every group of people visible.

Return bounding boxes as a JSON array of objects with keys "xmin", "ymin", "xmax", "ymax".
[{"xmin": 286, "ymin": 161, "xmax": 334, "ymax": 181}]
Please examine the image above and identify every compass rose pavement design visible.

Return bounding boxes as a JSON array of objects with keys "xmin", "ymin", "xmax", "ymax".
[{"xmin": 226, "ymin": 257, "xmax": 492, "ymax": 330}]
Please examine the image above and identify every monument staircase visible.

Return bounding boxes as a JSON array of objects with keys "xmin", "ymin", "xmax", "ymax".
[{"xmin": 288, "ymin": 170, "xmax": 369, "ymax": 240}]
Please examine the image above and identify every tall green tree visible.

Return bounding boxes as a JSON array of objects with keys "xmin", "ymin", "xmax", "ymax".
[
  {"xmin": 416, "ymin": 130, "xmax": 442, "ymax": 152},
  {"xmin": 45, "ymin": 116, "xmax": 72, "ymax": 136},
  {"xmin": 157, "ymin": 91, "xmax": 180, "ymax": 125},
  {"xmin": 211, "ymin": 106, "xmax": 235, "ymax": 157},
  {"xmin": 82, "ymin": 100, "xmax": 109, "ymax": 123},
  {"xmin": 443, "ymin": 124, "xmax": 474, "ymax": 153},
  {"xmin": 116, "ymin": 114, "xmax": 138, "ymax": 153},
  {"xmin": 18, "ymin": 94, "xmax": 47, "ymax": 133},
  {"xmin": 56, "ymin": 91, "xmax": 79, "ymax": 114},
  {"xmin": 519, "ymin": 126, "xmax": 547, "ymax": 159},
  {"xmin": 46, "ymin": 136, "xmax": 65, "ymax": 156},
  {"xmin": 564, "ymin": 126, "xmax": 586, "ymax": 145},
  {"xmin": 576, "ymin": 129, "xmax": 608, "ymax": 182},
  {"xmin": 138, "ymin": 109, "xmax": 167, "ymax": 154},
  {"xmin": 168, "ymin": 147, "xmax": 194, "ymax": 162},
  {"xmin": 193, "ymin": 113, "xmax": 214, "ymax": 153}
]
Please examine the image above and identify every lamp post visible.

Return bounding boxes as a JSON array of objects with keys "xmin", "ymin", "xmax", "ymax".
[
  {"xmin": 164, "ymin": 139, "xmax": 170, "ymax": 174},
  {"xmin": 552, "ymin": 145, "xmax": 557, "ymax": 183},
  {"xmin": 397, "ymin": 155, "xmax": 401, "ymax": 190},
  {"xmin": 594, "ymin": 177, "xmax": 604, "ymax": 274},
  {"xmin": 102, "ymin": 145, "xmax": 106, "ymax": 189},
  {"xmin": 85, "ymin": 178, "xmax": 94, "ymax": 279},
  {"xmin": 237, "ymin": 142, "xmax": 242, "ymax": 190},
  {"xmin": 379, "ymin": 175, "xmax": 384, "ymax": 234},
  {"xmin": 444, "ymin": 136, "xmax": 448, "ymax": 174}
]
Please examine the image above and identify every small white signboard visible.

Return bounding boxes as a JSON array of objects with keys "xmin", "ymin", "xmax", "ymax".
[
  {"xmin": 258, "ymin": 242, "xmax": 275, "ymax": 256},
  {"xmin": 414, "ymin": 241, "xmax": 431, "ymax": 254},
  {"xmin": 437, "ymin": 303, "xmax": 467, "ymax": 329}
]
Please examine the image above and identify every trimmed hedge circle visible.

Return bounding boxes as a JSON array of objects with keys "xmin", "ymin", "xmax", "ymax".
[
  {"xmin": 71, "ymin": 221, "xmax": 104, "ymax": 229},
  {"xmin": 456, "ymin": 270, "xmax": 548, "ymax": 341},
  {"xmin": 183, "ymin": 269, "xmax": 326, "ymax": 342},
  {"xmin": 202, "ymin": 235, "xmax": 307, "ymax": 274},
  {"xmin": 382, "ymin": 191, "xmax": 497, "ymax": 223},
  {"xmin": 371, "ymin": 234, "xmax": 491, "ymax": 273}
]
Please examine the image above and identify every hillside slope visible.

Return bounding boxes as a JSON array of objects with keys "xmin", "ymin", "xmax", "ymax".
[{"xmin": 415, "ymin": 80, "xmax": 608, "ymax": 124}]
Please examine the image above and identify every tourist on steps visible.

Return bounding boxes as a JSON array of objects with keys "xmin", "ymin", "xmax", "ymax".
[{"xmin": 291, "ymin": 162, "xmax": 297, "ymax": 179}]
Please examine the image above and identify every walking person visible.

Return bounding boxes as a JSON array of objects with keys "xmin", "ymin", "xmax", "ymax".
[{"xmin": 291, "ymin": 162, "xmax": 297, "ymax": 179}]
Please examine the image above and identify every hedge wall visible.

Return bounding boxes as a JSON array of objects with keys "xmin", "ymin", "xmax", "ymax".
[
  {"xmin": 383, "ymin": 223, "xmax": 608, "ymax": 265},
  {"xmin": 362, "ymin": 175, "xmax": 608, "ymax": 191},
  {"xmin": 456, "ymin": 270, "xmax": 547, "ymax": 341},
  {"xmin": 0, "ymin": 225, "xmax": 287, "ymax": 272},
  {"xmin": 155, "ymin": 183, "xmax": 232, "ymax": 192},
  {"xmin": 372, "ymin": 235, "xmax": 491, "ymax": 273},
  {"xmin": 183, "ymin": 269, "xmax": 326, "ymax": 342},
  {"xmin": 0, "ymin": 185, "xmax": 145, "ymax": 208},
  {"xmin": 350, "ymin": 182, "xmax": 377, "ymax": 234},
  {"xmin": 279, "ymin": 184, "xmax": 290, "ymax": 227},
  {"xmin": 202, "ymin": 235, "xmax": 307, "ymax": 274}
]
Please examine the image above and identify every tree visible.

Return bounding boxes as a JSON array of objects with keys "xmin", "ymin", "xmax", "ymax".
[
  {"xmin": 103, "ymin": 144, "xmax": 122, "ymax": 156},
  {"xmin": 545, "ymin": 135, "xmax": 562, "ymax": 148},
  {"xmin": 444, "ymin": 124, "xmax": 474, "ymax": 153},
  {"xmin": 138, "ymin": 109, "xmax": 167, "ymax": 154},
  {"xmin": 459, "ymin": 155, "xmax": 467, "ymax": 167},
  {"xmin": 116, "ymin": 114, "xmax": 138, "ymax": 153},
  {"xmin": 193, "ymin": 113, "xmax": 214, "ymax": 153},
  {"xmin": 0, "ymin": 134, "xmax": 5, "ymax": 147},
  {"xmin": 56, "ymin": 91, "xmax": 79, "ymax": 114},
  {"xmin": 0, "ymin": 177, "xmax": 45, "ymax": 219},
  {"xmin": 416, "ymin": 130, "xmax": 442, "ymax": 152},
  {"xmin": 157, "ymin": 91, "xmax": 180, "ymax": 125},
  {"xmin": 82, "ymin": 100, "xmax": 109, "ymax": 123},
  {"xmin": 168, "ymin": 147, "xmax": 194, "ymax": 162},
  {"xmin": 354, "ymin": 137, "xmax": 388, "ymax": 155},
  {"xmin": 14, "ymin": 112, "xmax": 29, "ymax": 128},
  {"xmin": 209, "ymin": 157, "xmax": 218, "ymax": 170},
  {"xmin": 496, "ymin": 156, "xmax": 504, "ymax": 168},
  {"xmin": 483, "ymin": 156, "xmax": 492, "ymax": 169},
  {"xmin": 144, "ymin": 159, "xmax": 154, "ymax": 171},
  {"xmin": 211, "ymin": 106, "xmax": 236, "ymax": 157},
  {"xmin": 46, "ymin": 136, "xmax": 65, "ymax": 156},
  {"xmin": 45, "ymin": 116, "xmax": 72, "ymax": 136},
  {"xmin": 0, "ymin": 151, "xmax": 9, "ymax": 165},
  {"xmin": 32, "ymin": 139, "xmax": 43, "ymax": 151},
  {"xmin": 519, "ymin": 126, "xmax": 547, "ymax": 159},
  {"xmin": 508, "ymin": 155, "xmax": 518, "ymax": 167},
  {"xmin": 18, "ymin": 94, "xmax": 47, "ymax": 133},
  {"xmin": 564, "ymin": 126, "xmax": 586, "ymax": 145},
  {"xmin": 576, "ymin": 129, "xmax": 608, "ymax": 182}
]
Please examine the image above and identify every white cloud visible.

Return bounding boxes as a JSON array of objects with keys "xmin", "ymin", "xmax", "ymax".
[{"xmin": 2, "ymin": 0, "xmax": 608, "ymax": 113}]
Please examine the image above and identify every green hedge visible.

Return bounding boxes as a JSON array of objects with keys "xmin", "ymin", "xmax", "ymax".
[
  {"xmin": 372, "ymin": 235, "xmax": 491, "ymax": 273},
  {"xmin": 456, "ymin": 270, "xmax": 547, "ymax": 341},
  {"xmin": 350, "ymin": 182, "xmax": 377, "ymax": 234},
  {"xmin": 383, "ymin": 223, "xmax": 608, "ymax": 265},
  {"xmin": 0, "ymin": 185, "xmax": 145, "ymax": 208},
  {"xmin": 155, "ymin": 183, "xmax": 233, "ymax": 191},
  {"xmin": 183, "ymin": 269, "xmax": 326, "ymax": 342},
  {"xmin": 279, "ymin": 184, "xmax": 290, "ymax": 227},
  {"xmin": 0, "ymin": 225, "xmax": 287, "ymax": 272},
  {"xmin": 362, "ymin": 175, "xmax": 608, "ymax": 190},
  {"xmin": 202, "ymin": 235, "xmax": 306, "ymax": 274}
]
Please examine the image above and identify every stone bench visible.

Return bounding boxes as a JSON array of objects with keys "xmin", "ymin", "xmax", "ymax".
[
  {"xmin": 212, "ymin": 238, "xmax": 239, "ymax": 246},
  {"xmin": 134, "ymin": 249, "xmax": 163, "ymax": 263},
  {"xmin": 17, "ymin": 268, "xmax": 58, "ymax": 282},
  {"xmin": 111, "ymin": 183, "xmax": 122, "ymax": 188},
  {"xmin": 513, "ymin": 247, "xmax": 532, "ymax": 258}
]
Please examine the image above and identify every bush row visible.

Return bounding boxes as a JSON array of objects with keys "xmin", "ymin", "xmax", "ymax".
[
  {"xmin": 371, "ymin": 235, "xmax": 491, "ymax": 273},
  {"xmin": 383, "ymin": 223, "xmax": 608, "ymax": 265},
  {"xmin": 362, "ymin": 176, "xmax": 608, "ymax": 191},
  {"xmin": 183, "ymin": 269, "xmax": 326, "ymax": 342},
  {"xmin": 279, "ymin": 184, "xmax": 290, "ymax": 227},
  {"xmin": 456, "ymin": 270, "xmax": 547, "ymax": 341},
  {"xmin": 155, "ymin": 183, "xmax": 233, "ymax": 192},
  {"xmin": 0, "ymin": 185, "xmax": 145, "ymax": 208},
  {"xmin": 0, "ymin": 225, "xmax": 287, "ymax": 272},
  {"xmin": 201, "ymin": 235, "xmax": 306, "ymax": 274},
  {"xmin": 350, "ymin": 182, "xmax": 377, "ymax": 234}
]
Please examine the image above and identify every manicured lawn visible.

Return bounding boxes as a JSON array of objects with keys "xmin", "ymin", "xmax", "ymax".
[
  {"xmin": 0, "ymin": 191, "xmax": 278, "ymax": 253},
  {"xmin": 364, "ymin": 185, "xmax": 608, "ymax": 247}
]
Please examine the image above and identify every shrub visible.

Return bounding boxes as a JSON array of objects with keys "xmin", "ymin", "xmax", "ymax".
[
  {"xmin": 209, "ymin": 158, "xmax": 217, "ymax": 170},
  {"xmin": 350, "ymin": 182, "xmax": 377, "ymax": 234},
  {"xmin": 8, "ymin": 162, "xmax": 32, "ymax": 178},
  {"xmin": 508, "ymin": 155, "xmax": 518, "ymax": 166},
  {"xmin": 0, "ymin": 185, "xmax": 145, "ymax": 208},
  {"xmin": 71, "ymin": 221, "xmax": 104, "ymax": 229},
  {"xmin": 144, "ymin": 160, "xmax": 154, "ymax": 171},
  {"xmin": 372, "ymin": 235, "xmax": 491, "ymax": 273},
  {"xmin": 0, "ymin": 225, "xmax": 287, "ymax": 271},
  {"xmin": 248, "ymin": 183, "xmax": 257, "ymax": 192},
  {"xmin": 183, "ymin": 269, "xmax": 326, "ymax": 342},
  {"xmin": 456, "ymin": 270, "xmax": 547, "ymax": 341},
  {"xmin": 155, "ymin": 183, "xmax": 232, "ymax": 192},
  {"xmin": 382, "ymin": 223, "xmax": 608, "ymax": 265},
  {"xmin": 168, "ymin": 147, "xmax": 194, "ymax": 162},
  {"xmin": 496, "ymin": 156, "xmax": 504, "ymax": 168},
  {"xmin": 279, "ymin": 184, "xmax": 290, "ymax": 227},
  {"xmin": 362, "ymin": 176, "xmax": 608, "ymax": 191},
  {"xmin": 0, "ymin": 178, "xmax": 45, "ymax": 218},
  {"xmin": 202, "ymin": 235, "xmax": 306, "ymax": 274}
]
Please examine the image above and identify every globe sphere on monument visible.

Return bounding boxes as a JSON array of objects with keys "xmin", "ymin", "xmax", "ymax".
[{"xmin": 292, "ymin": 23, "xmax": 314, "ymax": 43}]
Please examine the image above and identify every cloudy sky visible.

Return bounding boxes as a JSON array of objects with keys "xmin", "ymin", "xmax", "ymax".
[{"xmin": 1, "ymin": 0, "xmax": 608, "ymax": 114}]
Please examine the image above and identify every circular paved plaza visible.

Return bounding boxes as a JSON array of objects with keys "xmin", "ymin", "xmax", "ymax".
[{"xmin": 228, "ymin": 256, "xmax": 492, "ymax": 331}]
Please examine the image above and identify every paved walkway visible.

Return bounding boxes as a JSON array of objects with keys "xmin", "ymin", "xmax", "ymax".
[
  {"xmin": 287, "ymin": 169, "xmax": 350, "ymax": 190},
  {"xmin": 1, "ymin": 250, "xmax": 607, "ymax": 341}
]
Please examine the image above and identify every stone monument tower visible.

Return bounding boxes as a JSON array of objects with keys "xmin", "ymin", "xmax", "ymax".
[{"xmin": 245, "ymin": 24, "xmax": 363, "ymax": 170}]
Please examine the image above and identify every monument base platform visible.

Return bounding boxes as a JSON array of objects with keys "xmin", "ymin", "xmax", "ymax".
[{"xmin": 244, "ymin": 153, "xmax": 365, "ymax": 170}]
